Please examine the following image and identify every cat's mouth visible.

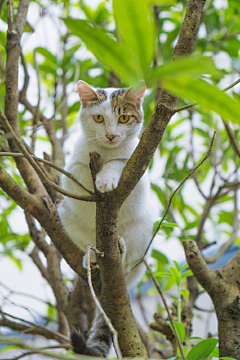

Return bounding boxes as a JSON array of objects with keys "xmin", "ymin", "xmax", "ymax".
[{"xmin": 99, "ymin": 138, "xmax": 123, "ymax": 148}]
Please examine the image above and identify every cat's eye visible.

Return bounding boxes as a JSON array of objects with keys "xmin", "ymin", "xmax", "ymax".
[
  {"xmin": 119, "ymin": 115, "xmax": 130, "ymax": 123},
  {"xmin": 93, "ymin": 115, "xmax": 104, "ymax": 123}
]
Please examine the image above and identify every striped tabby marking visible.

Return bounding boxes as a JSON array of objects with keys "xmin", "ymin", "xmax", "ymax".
[{"xmin": 111, "ymin": 89, "xmax": 142, "ymax": 123}]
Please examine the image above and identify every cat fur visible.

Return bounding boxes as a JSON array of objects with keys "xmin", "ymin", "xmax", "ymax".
[{"xmin": 57, "ymin": 81, "xmax": 159, "ymax": 357}]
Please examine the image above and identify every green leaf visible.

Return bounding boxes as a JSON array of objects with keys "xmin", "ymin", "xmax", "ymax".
[
  {"xmin": 35, "ymin": 47, "xmax": 57, "ymax": 64},
  {"xmin": 162, "ymin": 221, "xmax": 179, "ymax": 228},
  {"xmin": 155, "ymin": 271, "xmax": 171, "ymax": 277},
  {"xmin": 186, "ymin": 338, "xmax": 218, "ymax": 360},
  {"xmin": 168, "ymin": 265, "xmax": 181, "ymax": 286},
  {"xmin": 0, "ymin": 345, "xmax": 22, "ymax": 353},
  {"xmin": 209, "ymin": 347, "xmax": 219, "ymax": 357},
  {"xmin": 63, "ymin": 18, "xmax": 142, "ymax": 85},
  {"xmin": 173, "ymin": 260, "xmax": 180, "ymax": 271},
  {"xmin": 163, "ymin": 77, "xmax": 240, "ymax": 126},
  {"xmin": 113, "ymin": 0, "xmax": 155, "ymax": 71},
  {"xmin": 181, "ymin": 289, "xmax": 190, "ymax": 301},
  {"xmin": 9, "ymin": 254, "xmax": 22, "ymax": 270},
  {"xmin": 182, "ymin": 269, "xmax": 193, "ymax": 279},
  {"xmin": 151, "ymin": 249, "xmax": 169, "ymax": 264},
  {"xmin": 148, "ymin": 0, "xmax": 177, "ymax": 4},
  {"xmin": 152, "ymin": 220, "xmax": 165, "ymax": 235},
  {"xmin": 174, "ymin": 321, "xmax": 185, "ymax": 343},
  {"xmin": 146, "ymin": 56, "xmax": 220, "ymax": 86},
  {"xmin": 168, "ymin": 321, "xmax": 185, "ymax": 343},
  {"xmin": 220, "ymin": 358, "xmax": 237, "ymax": 360}
]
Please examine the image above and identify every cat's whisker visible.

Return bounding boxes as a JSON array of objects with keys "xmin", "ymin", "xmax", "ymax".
[{"xmin": 82, "ymin": 137, "xmax": 96, "ymax": 146}]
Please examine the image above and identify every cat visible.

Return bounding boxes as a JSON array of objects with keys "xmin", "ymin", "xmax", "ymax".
[{"xmin": 57, "ymin": 80, "xmax": 159, "ymax": 357}]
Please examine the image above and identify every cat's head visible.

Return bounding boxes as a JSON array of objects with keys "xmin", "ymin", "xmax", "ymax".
[{"xmin": 77, "ymin": 80, "xmax": 145, "ymax": 149}]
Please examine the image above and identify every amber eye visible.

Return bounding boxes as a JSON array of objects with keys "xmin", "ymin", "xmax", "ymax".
[
  {"xmin": 93, "ymin": 115, "xmax": 104, "ymax": 123},
  {"xmin": 119, "ymin": 115, "xmax": 130, "ymax": 123}
]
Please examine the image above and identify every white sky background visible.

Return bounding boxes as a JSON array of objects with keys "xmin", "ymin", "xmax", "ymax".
[{"xmin": 0, "ymin": 0, "xmax": 239, "ymax": 351}]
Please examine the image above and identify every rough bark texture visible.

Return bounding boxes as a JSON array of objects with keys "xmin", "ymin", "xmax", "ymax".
[
  {"xmin": 96, "ymin": 193, "xmax": 145, "ymax": 357},
  {"xmin": 0, "ymin": 0, "xmax": 208, "ymax": 357},
  {"xmin": 184, "ymin": 240, "xmax": 240, "ymax": 358}
]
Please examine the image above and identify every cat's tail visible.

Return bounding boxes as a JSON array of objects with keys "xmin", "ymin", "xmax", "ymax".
[{"xmin": 70, "ymin": 309, "xmax": 112, "ymax": 357}]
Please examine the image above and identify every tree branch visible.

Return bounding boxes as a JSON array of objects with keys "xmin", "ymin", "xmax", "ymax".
[
  {"xmin": 0, "ymin": 312, "xmax": 69, "ymax": 343},
  {"xmin": 115, "ymin": 0, "xmax": 207, "ymax": 207},
  {"xmin": 141, "ymin": 132, "xmax": 215, "ymax": 261},
  {"xmin": 222, "ymin": 120, "xmax": 240, "ymax": 160},
  {"xmin": 0, "ymin": 111, "xmax": 96, "ymax": 202},
  {"xmin": 0, "ymin": 163, "xmax": 43, "ymax": 216},
  {"xmin": 87, "ymin": 245, "xmax": 122, "ymax": 360},
  {"xmin": 183, "ymin": 240, "xmax": 218, "ymax": 297},
  {"xmin": 0, "ymin": 152, "xmax": 94, "ymax": 195}
]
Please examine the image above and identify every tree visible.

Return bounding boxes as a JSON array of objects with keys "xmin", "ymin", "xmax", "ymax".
[{"xmin": 0, "ymin": 0, "xmax": 239, "ymax": 359}]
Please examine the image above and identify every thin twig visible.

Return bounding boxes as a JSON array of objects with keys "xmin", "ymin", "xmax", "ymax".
[
  {"xmin": 86, "ymin": 245, "xmax": 122, "ymax": 359},
  {"xmin": 0, "ymin": 109, "xmax": 96, "ymax": 202},
  {"xmin": 0, "ymin": 151, "xmax": 94, "ymax": 195},
  {"xmin": 0, "ymin": 336, "xmax": 86, "ymax": 360},
  {"xmin": 141, "ymin": 132, "xmax": 216, "ymax": 261},
  {"xmin": 143, "ymin": 259, "xmax": 186, "ymax": 360},
  {"xmin": 0, "ymin": 311, "xmax": 69, "ymax": 343},
  {"xmin": 223, "ymin": 78, "xmax": 240, "ymax": 92},
  {"xmin": 222, "ymin": 120, "xmax": 240, "ymax": 160},
  {"xmin": 173, "ymin": 102, "xmax": 197, "ymax": 113}
]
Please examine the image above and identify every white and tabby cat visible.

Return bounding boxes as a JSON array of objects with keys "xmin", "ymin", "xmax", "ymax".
[{"xmin": 57, "ymin": 81, "xmax": 158, "ymax": 356}]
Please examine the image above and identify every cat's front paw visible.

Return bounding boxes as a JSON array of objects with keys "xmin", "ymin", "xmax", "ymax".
[{"xmin": 95, "ymin": 175, "xmax": 119, "ymax": 193}]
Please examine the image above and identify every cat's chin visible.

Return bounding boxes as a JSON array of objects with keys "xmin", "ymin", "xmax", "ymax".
[{"xmin": 98, "ymin": 140, "xmax": 123, "ymax": 149}]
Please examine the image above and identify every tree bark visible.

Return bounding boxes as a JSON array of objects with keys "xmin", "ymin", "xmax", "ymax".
[{"xmin": 184, "ymin": 240, "xmax": 240, "ymax": 359}]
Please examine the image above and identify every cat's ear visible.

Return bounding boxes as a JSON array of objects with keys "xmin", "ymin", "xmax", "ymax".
[
  {"xmin": 123, "ymin": 81, "xmax": 146, "ymax": 106},
  {"xmin": 77, "ymin": 81, "xmax": 98, "ymax": 107}
]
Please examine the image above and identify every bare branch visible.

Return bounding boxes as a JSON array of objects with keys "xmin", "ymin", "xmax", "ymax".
[
  {"xmin": 223, "ymin": 78, "xmax": 240, "ymax": 92},
  {"xmin": 7, "ymin": 1, "xmax": 13, "ymax": 30},
  {"xmin": 15, "ymin": 0, "xmax": 30, "ymax": 36},
  {"xmin": 25, "ymin": 212, "xmax": 49, "ymax": 255},
  {"xmin": 183, "ymin": 240, "xmax": 218, "ymax": 297},
  {"xmin": 222, "ymin": 120, "xmax": 240, "ymax": 160},
  {"xmin": 140, "ymin": 132, "xmax": 215, "ymax": 262},
  {"xmin": 0, "ymin": 152, "xmax": 94, "ymax": 195},
  {"xmin": 30, "ymin": 246, "xmax": 49, "ymax": 280},
  {"xmin": 0, "ymin": 336, "xmax": 92, "ymax": 360},
  {"xmin": 0, "ymin": 312, "xmax": 69, "ymax": 343},
  {"xmin": 0, "ymin": 163, "xmax": 43, "ymax": 216},
  {"xmin": 115, "ymin": 0, "xmax": 207, "ymax": 207},
  {"xmin": 173, "ymin": 102, "xmax": 196, "ymax": 113},
  {"xmin": 136, "ymin": 323, "xmax": 165, "ymax": 359},
  {"xmin": 87, "ymin": 245, "xmax": 122, "ymax": 359},
  {"xmin": 0, "ymin": 110, "xmax": 96, "ymax": 202}
]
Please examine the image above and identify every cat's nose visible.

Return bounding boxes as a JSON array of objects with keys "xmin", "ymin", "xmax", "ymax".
[{"xmin": 106, "ymin": 134, "xmax": 117, "ymax": 141}]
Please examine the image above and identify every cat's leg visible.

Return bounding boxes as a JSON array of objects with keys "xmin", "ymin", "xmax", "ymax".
[
  {"xmin": 71, "ymin": 308, "xmax": 111, "ymax": 357},
  {"xmin": 95, "ymin": 160, "xmax": 126, "ymax": 193}
]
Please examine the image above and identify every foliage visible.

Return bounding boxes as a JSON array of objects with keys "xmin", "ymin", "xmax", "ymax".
[{"xmin": 0, "ymin": 0, "xmax": 240, "ymax": 359}]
